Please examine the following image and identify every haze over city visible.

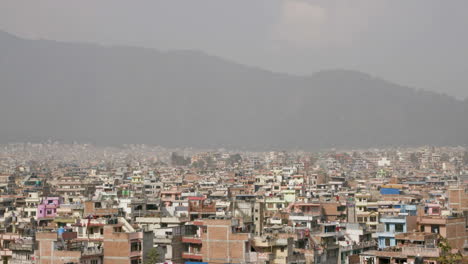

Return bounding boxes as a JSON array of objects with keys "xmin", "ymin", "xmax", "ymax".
[
  {"xmin": 1, "ymin": 0, "xmax": 468, "ymax": 98},
  {"xmin": 0, "ymin": 1, "xmax": 467, "ymax": 264}
]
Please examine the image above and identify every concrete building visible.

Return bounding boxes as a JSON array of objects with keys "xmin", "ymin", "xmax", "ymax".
[{"xmin": 103, "ymin": 225, "xmax": 153, "ymax": 264}]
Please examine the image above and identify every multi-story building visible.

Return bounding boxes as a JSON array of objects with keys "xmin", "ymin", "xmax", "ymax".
[
  {"xmin": 376, "ymin": 215, "xmax": 417, "ymax": 249},
  {"xmin": 418, "ymin": 215, "xmax": 467, "ymax": 250}
]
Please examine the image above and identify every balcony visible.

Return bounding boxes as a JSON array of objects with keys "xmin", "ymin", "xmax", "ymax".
[
  {"xmin": 256, "ymin": 252, "xmax": 274, "ymax": 261},
  {"xmin": 245, "ymin": 252, "xmax": 258, "ymax": 263},
  {"xmin": 8, "ymin": 242, "xmax": 34, "ymax": 251},
  {"xmin": 79, "ymin": 233, "xmax": 103, "ymax": 240},
  {"xmin": 130, "ymin": 250, "xmax": 142, "ymax": 258},
  {"xmin": 380, "ymin": 216, "xmax": 406, "ymax": 223},
  {"xmin": 182, "ymin": 235, "xmax": 202, "ymax": 244},
  {"xmin": 289, "ymin": 214, "xmax": 315, "ymax": 221},
  {"xmin": 376, "ymin": 232, "xmax": 396, "ymax": 238},
  {"xmin": 182, "ymin": 252, "xmax": 203, "ymax": 260},
  {"xmin": 274, "ymin": 238, "xmax": 288, "ymax": 246},
  {"xmin": 189, "ymin": 206, "xmax": 216, "ymax": 214},
  {"xmin": 287, "ymin": 253, "xmax": 306, "ymax": 263},
  {"xmin": 418, "ymin": 216, "xmax": 446, "ymax": 225},
  {"xmin": 0, "ymin": 249, "xmax": 12, "ymax": 257},
  {"xmin": 154, "ymin": 235, "xmax": 173, "ymax": 244},
  {"xmin": 81, "ymin": 247, "xmax": 103, "ymax": 256},
  {"xmin": 402, "ymin": 247, "xmax": 440, "ymax": 258},
  {"xmin": 9, "ymin": 260, "xmax": 35, "ymax": 264},
  {"xmin": 355, "ymin": 201, "xmax": 368, "ymax": 207},
  {"xmin": 340, "ymin": 241, "xmax": 377, "ymax": 252}
]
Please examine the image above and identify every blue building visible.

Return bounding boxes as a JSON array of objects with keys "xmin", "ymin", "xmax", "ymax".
[
  {"xmin": 394, "ymin": 204, "xmax": 418, "ymax": 216},
  {"xmin": 380, "ymin": 188, "xmax": 400, "ymax": 195},
  {"xmin": 376, "ymin": 215, "xmax": 416, "ymax": 249}
]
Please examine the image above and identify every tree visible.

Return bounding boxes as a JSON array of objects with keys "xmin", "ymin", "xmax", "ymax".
[
  {"xmin": 227, "ymin": 154, "xmax": 242, "ymax": 165},
  {"xmin": 205, "ymin": 156, "xmax": 216, "ymax": 168},
  {"xmin": 463, "ymin": 151, "xmax": 468, "ymax": 165},
  {"xmin": 192, "ymin": 160, "xmax": 206, "ymax": 169},
  {"xmin": 410, "ymin": 153, "xmax": 419, "ymax": 164},
  {"xmin": 170, "ymin": 152, "xmax": 190, "ymax": 166},
  {"xmin": 437, "ymin": 237, "xmax": 462, "ymax": 264},
  {"xmin": 145, "ymin": 248, "xmax": 162, "ymax": 264},
  {"xmin": 440, "ymin": 153, "xmax": 450, "ymax": 162}
]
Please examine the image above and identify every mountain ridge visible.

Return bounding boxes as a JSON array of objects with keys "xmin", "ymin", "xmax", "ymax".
[{"xmin": 1, "ymin": 31, "xmax": 467, "ymax": 149}]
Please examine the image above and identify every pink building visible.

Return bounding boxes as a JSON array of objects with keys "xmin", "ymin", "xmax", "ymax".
[
  {"xmin": 425, "ymin": 203, "xmax": 441, "ymax": 216},
  {"xmin": 37, "ymin": 197, "xmax": 61, "ymax": 219}
]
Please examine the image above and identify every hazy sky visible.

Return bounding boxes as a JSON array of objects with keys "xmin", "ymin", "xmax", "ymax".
[{"xmin": 1, "ymin": 0, "xmax": 467, "ymax": 98}]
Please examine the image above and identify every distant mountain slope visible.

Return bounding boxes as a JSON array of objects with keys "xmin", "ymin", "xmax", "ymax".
[{"xmin": 1, "ymin": 31, "xmax": 467, "ymax": 149}]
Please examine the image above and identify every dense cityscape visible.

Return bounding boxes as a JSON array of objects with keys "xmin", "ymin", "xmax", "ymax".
[
  {"xmin": 2, "ymin": 2, "xmax": 468, "ymax": 264},
  {"xmin": 0, "ymin": 142, "xmax": 466, "ymax": 264}
]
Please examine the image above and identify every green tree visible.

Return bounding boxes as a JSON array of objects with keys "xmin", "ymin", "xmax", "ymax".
[
  {"xmin": 463, "ymin": 151, "xmax": 468, "ymax": 165},
  {"xmin": 145, "ymin": 248, "xmax": 161, "ymax": 264},
  {"xmin": 205, "ymin": 156, "xmax": 216, "ymax": 168},
  {"xmin": 440, "ymin": 153, "xmax": 450, "ymax": 162},
  {"xmin": 437, "ymin": 237, "xmax": 462, "ymax": 264},
  {"xmin": 170, "ymin": 152, "xmax": 190, "ymax": 166},
  {"xmin": 192, "ymin": 160, "xmax": 205, "ymax": 169},
  {"xmin": 227, "ymin": 154, "xmax": 242, "ymax": 165},
  {"xmin": 410, "ymin": 153, "xmax": 419, "ymax": 164}
]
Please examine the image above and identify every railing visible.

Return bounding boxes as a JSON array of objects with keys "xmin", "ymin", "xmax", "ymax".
[
  {"xmin": 182, "ymin": 251, "xmax": 203, "ymax": 260},
  {"xmin": 287, "ymin": 253, "xmax": 306, "ymax": 263},
  {"xmin": 81, "ymin": 233, "xmax": 103, "ymax": 240},
  {"xmin": 0, "ymin": 249, "xmax": 12, "ymax": 256},
  {"xmin": 189, "ymin": 206, "xmax": 216, "ymax": 213},
  {"xmin": 245, "ymin": 252, "xmax": 257, "ymax": 263},
  {"xmin": 9, "ymin": 260, "xmax": 35, "ymax": 264},
  {"xmin": 154, "ymin": 235, "xmax": 173, "ymax": 243},
  {"xmin": 340, "ymin": 240, "xmax": 377, "ymax": 251},
  {"xmin": 182, "ymin": 235, "xmax": 202, "ymax": 244},
  {"xmin": 256, "ymin": 252, "xmax": 274, "ymax": 261},
  {"xmin": 418, "ymin": 217, "xmax": 447, "ymax": 225},
  {"xmin": 8, "ymin": 242, "xmax": 34, "ymax": 251},
  {"xmin": 274, "ymin": 238, "xmax": 288, "ymax": 246},
  {"xmin": 402, "ymin": 247, "xmax": 440, "ymax": 257},
  {"xmin": 82, "ymin": 247, "xmax": 103, "ymax": 256}
]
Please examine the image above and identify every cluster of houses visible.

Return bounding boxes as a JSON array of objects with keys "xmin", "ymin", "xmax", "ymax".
[{"xmin": 0, "ymin": 143, "xmax": 467, "ymax": 264}]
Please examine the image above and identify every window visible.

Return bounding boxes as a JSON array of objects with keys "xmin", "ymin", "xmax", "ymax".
[
  {"xmin": 395, "ymin": 224, "xmax": 404, "ymax": 233},
  {"xmin": 131, "ymin": 259, "xmax": 142, "ymax": 264},
  {"xmin": 370, "ymin": 216, "xmax": 376, "ymax": 222},
  {"xmin": 327, "ymin": 249, "xmax": 337, "ymax": 258},
  {"xmin": 385, "ymin": 238, "xmax": 391, "ymax": 246},
  {"xmin": 130, "ymin": 242, "xmax": 142, "ymax": 252}
]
